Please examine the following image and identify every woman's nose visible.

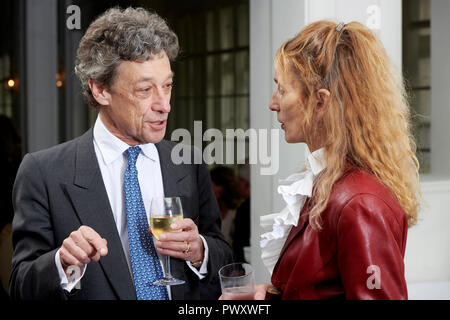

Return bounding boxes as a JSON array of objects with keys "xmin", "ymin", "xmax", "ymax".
[{"xmin": 269, "ymin": 92, "xmax": 280, "ymax": 112}]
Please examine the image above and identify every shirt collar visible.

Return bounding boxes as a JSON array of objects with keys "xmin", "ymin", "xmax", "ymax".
[
  {"xmin": 93, "ymin": 115, "xmax": 159, "ymax": 164},
  {"xmin": 306, "ymin": 147, "xmax": 326, "ymax": 176}
]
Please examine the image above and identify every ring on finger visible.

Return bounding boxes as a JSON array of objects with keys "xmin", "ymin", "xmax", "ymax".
[{"xmin": 184, "ymin": 241, "xmax": 190, "ymax": 254}]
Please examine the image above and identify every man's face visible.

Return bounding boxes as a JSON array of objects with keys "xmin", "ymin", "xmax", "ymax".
[{"xmin": 99, "ymin": 53, "xmax": 173, "ymax": 145}]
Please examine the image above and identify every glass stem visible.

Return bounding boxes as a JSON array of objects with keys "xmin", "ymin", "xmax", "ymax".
[{"xmin": 165, "ymin": 255, "xmax": 173, "ymax": 279}]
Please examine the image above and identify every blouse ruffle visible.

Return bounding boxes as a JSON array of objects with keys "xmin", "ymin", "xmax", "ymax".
[{"xmin": 260, "ymin": 148, "xmax": 326, "ymax": 274}]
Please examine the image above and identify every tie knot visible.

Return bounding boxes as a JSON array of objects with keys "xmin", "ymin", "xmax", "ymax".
[{"xmin": 125, "ymin": 146, "xmax": 141, "ymax": 164}]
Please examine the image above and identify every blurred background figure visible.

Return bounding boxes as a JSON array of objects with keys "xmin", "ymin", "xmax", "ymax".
[
  {"xmin": 0, "ymin": 115, "xmax": 21, "ymax": 301},
  {"xmin": 233, "ymin": 176, "xmax": 250, "ymax": 263},
  {"xmin": 210, "ymin": 166, "xmax": 243, "ymax": 246}
]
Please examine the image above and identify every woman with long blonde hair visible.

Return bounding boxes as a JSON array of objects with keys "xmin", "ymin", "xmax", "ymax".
[{"xmin": 253, "ymin": 20, "xmax": 421, "ymax": 300}]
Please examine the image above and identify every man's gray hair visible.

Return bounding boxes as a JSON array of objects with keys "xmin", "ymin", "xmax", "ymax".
[{"xmin": 75, "ymin": 7, "xmax": 179, "ymax": 108}]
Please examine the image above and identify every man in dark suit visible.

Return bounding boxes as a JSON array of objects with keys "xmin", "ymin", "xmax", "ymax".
[{"xmin": 9, "ymin": 7, "xmax": 232, "ymax": 300}]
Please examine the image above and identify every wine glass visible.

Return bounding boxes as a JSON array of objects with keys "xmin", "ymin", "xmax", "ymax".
[
  {"xmin": 219, "ymin": 262, "xmax": 255, "ymax": 300},
  {"xmin": 149, "ymin": 196, "xmax": 185, "ymax": 286}
]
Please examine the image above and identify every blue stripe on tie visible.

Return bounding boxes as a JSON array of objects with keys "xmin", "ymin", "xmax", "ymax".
[{"xmin": 124, "ymin": 146, "xmax": 168, "ymax": 300}]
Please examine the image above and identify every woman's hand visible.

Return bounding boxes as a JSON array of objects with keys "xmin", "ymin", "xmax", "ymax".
[{"xmin": 254, "ymin": 284, "xmax": 270, "ymax": 300}]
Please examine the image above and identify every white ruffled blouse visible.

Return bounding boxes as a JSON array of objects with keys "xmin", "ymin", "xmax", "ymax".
[{"xmin": 260, "ymin": 148, "xmax": 326, "ymax": 275}]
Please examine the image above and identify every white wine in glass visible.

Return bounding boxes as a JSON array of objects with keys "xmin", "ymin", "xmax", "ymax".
[
  {"xmin": 149, "ymin": 196, "xmax": 185, "ymax": 286},
  {"xmin": 150, "ymin": 215, "xmax": 183, "ymax": 240}
]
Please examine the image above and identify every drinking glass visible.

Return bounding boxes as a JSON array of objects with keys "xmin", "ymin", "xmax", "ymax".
[
  {"xmin": 149, "ymin": 196, "xmax": 185, "ymax": 286},
  {"xmin": 219, "ymin": 262, "xmax": 255, "ymax": 299}
]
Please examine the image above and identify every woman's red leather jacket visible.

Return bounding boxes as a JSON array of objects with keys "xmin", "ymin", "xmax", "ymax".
[{"xmin": 271, "ymin": 168, "xmax": 408, "ymax": 299}]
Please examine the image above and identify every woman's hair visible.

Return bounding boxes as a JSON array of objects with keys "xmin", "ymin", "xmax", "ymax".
[
  {"xmin": 75, "ymin": 7, "xmax": 179, "ymax": 108},
  {"xmin": 275, "ymin": 20, "xmax": 421, "ymax": 230}
]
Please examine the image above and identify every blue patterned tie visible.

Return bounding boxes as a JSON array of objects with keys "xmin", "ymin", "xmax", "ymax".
[{"xmin": 124, "ymin": 146, "xmax": 169, "ymax": 300}]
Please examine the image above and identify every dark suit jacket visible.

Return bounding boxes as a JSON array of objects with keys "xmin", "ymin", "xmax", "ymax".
[
  {"xmin": 272, "ymin": 168, "xmax": 408, "ymax": 300},
  {"xmin": 9, "ymin": 129, "xmax": 233, "ymax": 300},
  {"xmin": 232, "ymin": 197, "xmax": 250, "ymax": 262}
]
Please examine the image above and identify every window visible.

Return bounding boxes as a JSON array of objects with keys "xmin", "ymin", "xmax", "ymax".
[
  {"xmin": 403, "ymin": 0, "xmax": 430, "ymax": 173},
  {"xmin": 0, "ymin": 0, "xmax": 19, "ymax": 125},
  {"xmin": 167, "ymin": 1, "xmax": 250, "ymax": 174}
]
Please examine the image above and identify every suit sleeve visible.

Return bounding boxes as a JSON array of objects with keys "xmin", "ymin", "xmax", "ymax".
[
  {"xmin": 337, "ymin": 194, "xmax": 408, "ymax": 300},
  {"xmin": 9, "ymin": 153, "xmax": 66, "ymax": 300},
  {"xmin": 195, "ymin": 158, "xmax": 233, "ymax": 293}
]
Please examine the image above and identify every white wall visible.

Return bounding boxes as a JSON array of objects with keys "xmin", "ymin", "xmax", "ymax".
[
  {"xmin": 404, "ymin": 0, "xmax": 450, "ymax": 290},
  {"xmin": 250, "ymin": 0, "xmax": 308, "ymax": 284},
  {"xmin": 305, "ymin": 0, "xmax": 402, "ymax": 69},
  {"xmin": 250, "ymin": 0, "xmax": 450, "ymax": 290},
  {"xmin": 430, "ymin": 0, "xmax": 450, "ymax": 176},
  {"xmin": 405, "ymin": 180, "xmax": 450, "ymax": 283}
]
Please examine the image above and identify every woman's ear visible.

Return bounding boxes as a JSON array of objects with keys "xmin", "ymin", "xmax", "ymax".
[
  {"xmin": 89, "ymin": 78, "xmax": 112, "ymax": 106},
  {"xmin": 315, "ymin": 88, "xmax": 331, "ymax": 120}
]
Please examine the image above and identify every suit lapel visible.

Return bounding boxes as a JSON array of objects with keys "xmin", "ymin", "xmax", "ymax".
[
  {"xmin": 64, "ymin": 129, "xmax": 137, "ymax": 300},
  {"xmin": 155, "ymin": 140, "xmax": 191, "ymax": 300},
  {"xmin": 155, "ymin": 140, "xmax": 190, "ymax": 207}
]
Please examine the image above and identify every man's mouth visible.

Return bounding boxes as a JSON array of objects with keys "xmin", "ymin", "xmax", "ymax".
[{"xmin": 147, "ymin": 120, "xmax": 167, "ymax": 130}]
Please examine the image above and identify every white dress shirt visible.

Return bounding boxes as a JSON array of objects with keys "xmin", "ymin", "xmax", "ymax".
[{"xmin": 55, "ymin": 115, "xmax": 209, "ymax": 295}]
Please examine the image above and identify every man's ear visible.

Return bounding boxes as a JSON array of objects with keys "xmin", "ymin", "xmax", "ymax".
[
  {"xmin": 88, "ymin": 78, "xmax": 112, "ymax": 106},
  {"xmin": 315, "ymin": 88, "xmax": 331, "ymax": 120}
]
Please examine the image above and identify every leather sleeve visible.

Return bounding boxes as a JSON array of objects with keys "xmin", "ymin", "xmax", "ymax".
[
  {"xmin": 9, "ymin": 153, "xmax": 66, "ymax": 300},
  {"xmin": 337, "ymin": 194, "xmax": 408, "ymax": 300}
]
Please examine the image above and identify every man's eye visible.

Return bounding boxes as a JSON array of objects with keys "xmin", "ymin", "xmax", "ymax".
[{"xmin": 140, "ymin": 88, "xmax": 151, "ymax": 92}]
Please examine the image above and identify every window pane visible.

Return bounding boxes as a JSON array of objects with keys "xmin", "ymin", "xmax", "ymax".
[
  {"xmin": 192, "ymin": 13, "xmax": 205, "ymax": 54},
  {"xmin": 206, "ymin": 98, "xmax": 217, "ymax": 130},
  {"xmin": 177, "ymin": 16, "xmax": 188, "ymax": 53},
  {"xmin": 187, "ymin": 98, "xmax": 195, "ymax": 133},
  {"xmin": 0, "ymin": 55, "xmax": 13, "ymax": 117},
  {"xmin": 219, "ymin": 7, "xmax": 234, "ymax": 50},
  {"xmin": 192, "ymin": 57, "xmax": 204, "ymax": 98},
  {"xmin": 206, "ymin": 10, "xmax": 218, "ymax": 51},
  {"xmin": 220, "ymin": 53, "xmax": 234, "ymax": 95},
  {"xmin": 168, "ymin": 98, "xmax": 186, "ymax": 134},
  {"xmin": 220, "ymin": 97, "xmax": 235, "ymax": 131},
  {"xmin": 187, "ymin": 59, "xmax": 195, "ymax": 96},
  {"xmin": 175, "ymin": 60, "xmax": 188, "ymax": 97},
  {"xmin": 168, "ymin": 1, "xmax": 249, "ymax": 159},
  {"xmin": 235, "ymin": 97, "xmax": 249, "ymax": 130},
  {"xmin": 403, "ymin": 0, "xmax": 431, "ymax": 173},
  {"xmin": 206, "ymin": 55, "xmax": 219, "ymax": 97},
  {"xmin": 411, "ymin": 89, "xmax": 430, "ymax": 117},
  {"xmin": 235, "ymin": 51, "xmax": 249, "ymax": 95},
  {"xmin": 417, "ymin": 151, "xmax": 430, "ymax": 173},
  {"xmin": 406, "ymin": 0, "xmax": 430, "ymax": 22},
  {"xmin": 237, "ymin": 3, "xmax": 249, "ymax": 47},
  {"xmin": 404, "ymin": 28, "xmax": 430, "ymax": 88}
]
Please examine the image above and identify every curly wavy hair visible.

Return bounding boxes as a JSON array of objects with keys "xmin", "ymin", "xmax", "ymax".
[
  {"xmin": 75, "ymin": 7, "xmax": 179, "ymax": 108},
  {"xmin": 275, "ymin": 20, "xmax": 421, "ymax": 230}
]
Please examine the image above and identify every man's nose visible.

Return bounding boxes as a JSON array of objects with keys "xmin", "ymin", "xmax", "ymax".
[{"xmin": 152, "ymin": 87, "xmax": 171, "ymax": 113}]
